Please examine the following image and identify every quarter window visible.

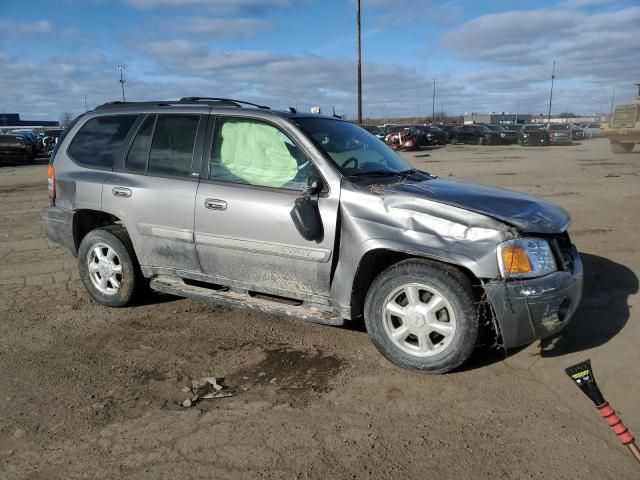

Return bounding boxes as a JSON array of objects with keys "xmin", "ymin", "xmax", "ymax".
[
  {"xmin": 210, "ymin": 118, "xmax": 309, "ymax": 190},
  {"xmin": 68, "ymin": 115, "xmax": 137, "ymax": 169}
]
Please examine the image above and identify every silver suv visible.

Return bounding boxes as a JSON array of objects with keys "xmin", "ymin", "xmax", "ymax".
[{"xmin": 42, "ymin": 98, "xmax": 583, "ymax": 373}]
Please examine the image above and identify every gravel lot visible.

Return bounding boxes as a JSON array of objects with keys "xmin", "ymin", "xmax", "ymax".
[{"xmin": 1, "ymin": 138, "xmax": 638, "ymax": 479}]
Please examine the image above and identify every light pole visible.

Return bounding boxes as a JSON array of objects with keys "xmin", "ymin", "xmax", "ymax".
[
  {"xmin": 117, "ymin": 65, "xmax": 126, "ymax": 102},
  {"xmin": 609, "ymin": 83, "xmax": 616, "ymax": 119},
  {"xmin": 356, "ymin": 0, "xmax": 362, "ymax": 125},
  {"xmin": 82, "ymin": 95, "xmax": 87, "ymax": 112},
  {"xmin": 432, "ymin": 78, "xmax": 436, "ymax": 123},
  {"xmin": 547, "ymin": 60, "xmax": 556, "ymax": 124}
]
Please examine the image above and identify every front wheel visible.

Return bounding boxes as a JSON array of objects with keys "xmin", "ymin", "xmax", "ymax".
[
  {"xmin": 77, "ymin": 225, "xmax": 143, "ymax": 307},
  {"xmin": 477, "ymin": 136, "xmax": 484, "ymax": 145},
  {"xmin": 364, "ymin": 260, "xmax": 478, "ymax": 374}
]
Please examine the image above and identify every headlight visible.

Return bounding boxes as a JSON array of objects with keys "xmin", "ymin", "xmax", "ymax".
[
  {"xmin": 500, "ymin": 133, "xmax": 506, "ymax": 137},
  {"xmin": 497, "ymin": 238, "xmax": 557, "ymax": 279},
  {"xmin": 523, "ymin": 133, "xmax": 529, "ymax": 138}
]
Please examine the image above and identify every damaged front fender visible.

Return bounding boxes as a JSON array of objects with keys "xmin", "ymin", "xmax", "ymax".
[{"xmin": 330, "ymin": 183, "xmax": 513, "ymax": 317}]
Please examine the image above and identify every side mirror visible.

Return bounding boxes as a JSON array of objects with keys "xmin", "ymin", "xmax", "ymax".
[{"xmin": 290, "ymin": 195, "xmax": 323, "ymax": 242}]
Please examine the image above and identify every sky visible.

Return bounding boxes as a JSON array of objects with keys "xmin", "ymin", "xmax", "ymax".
[{"xmin": 1, "ymin": 0, "xmax": 639, "ymax": 120}]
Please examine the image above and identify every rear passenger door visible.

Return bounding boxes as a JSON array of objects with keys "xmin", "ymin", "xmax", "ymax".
[{"xmin": 102, "ymin": 113, "xmax": 206, "ymax": 273}]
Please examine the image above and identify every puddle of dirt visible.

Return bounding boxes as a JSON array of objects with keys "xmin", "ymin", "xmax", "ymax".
[
  {"xmin": 544, "ymin": 191, "xmax": 580, "ymax": 197},
  {"xmin": 227, "ymin": 348, "xmax": 343, "ymax": 397}
]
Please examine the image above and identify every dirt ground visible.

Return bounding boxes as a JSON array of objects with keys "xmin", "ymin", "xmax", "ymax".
[{"xmin": 1, "ymin": 138, "xmax": 638, "ymax": 479}]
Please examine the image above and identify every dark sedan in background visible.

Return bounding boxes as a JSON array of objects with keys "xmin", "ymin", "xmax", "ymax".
[
  {"xmin": 0, "ymin": 134, "xmax": 34, "ymax": 164},
  {"xmin": 518, "ymin": 125, "xmax": 550, "ymax": 146},
  {"xmin": 453, "ymin": 125, "xmax": 502, "ymax": 145},
  {"xmin": 486, "ymin": 125, "xmax": 518, "ymax": 144}
]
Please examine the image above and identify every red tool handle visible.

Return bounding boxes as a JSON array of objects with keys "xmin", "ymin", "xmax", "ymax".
[{"xmin": 598, "ymin": 403, "xmax": 635, "ymax": 445}]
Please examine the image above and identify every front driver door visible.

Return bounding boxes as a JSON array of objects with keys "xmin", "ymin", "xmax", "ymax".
[{"xmin": 194, "ymin": 115, "xmax": 339, "ymax": 303}]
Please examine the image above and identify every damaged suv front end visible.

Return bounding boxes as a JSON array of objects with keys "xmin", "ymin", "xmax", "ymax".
[{"xmin": 330, "ymin": 173, "xmax": 583, "ymax": 351}]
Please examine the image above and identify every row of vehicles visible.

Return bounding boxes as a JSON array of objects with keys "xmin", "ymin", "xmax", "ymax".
[
  {"xmin": 0, "ymin": 128, "xmax": 64, "ymax": 164},
  {"xmin": 363, "ymin": 122, "xmax": 603, "ymax": 151}
]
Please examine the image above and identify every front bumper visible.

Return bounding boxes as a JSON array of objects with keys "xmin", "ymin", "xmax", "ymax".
[
  {"xmin": 483, "ymin": 245, "xmax": 583, "ymax": 348},
  {"xmin": 521, "ymin": 136, "xmax": 549, "ymax": 146},
  {"xmin": 42, "ymin": 205, "xmax": 77, "ymax": 256},
  {"xmin": 550, "ymin": 136, "xmax": 572, "ymax": 144}
]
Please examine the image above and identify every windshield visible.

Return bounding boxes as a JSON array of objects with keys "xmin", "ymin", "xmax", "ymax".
[
  {"xmin": 295, "ymin": 117, "xmax": 413, "ymax": 175},
  {"xmin": 549, "ymin": 124, "xmax": 570, "ymax": 130}
]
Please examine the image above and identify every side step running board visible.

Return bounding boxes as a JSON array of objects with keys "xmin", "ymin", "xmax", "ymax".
[{"xmin": 150, "ymin": 275, "xmax": 343, "ymax": 326}]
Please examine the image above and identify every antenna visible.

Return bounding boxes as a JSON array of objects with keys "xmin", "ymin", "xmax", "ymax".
[{"xmin": 116, "ymin": 65, "xmax": 126, "ymax": 102}]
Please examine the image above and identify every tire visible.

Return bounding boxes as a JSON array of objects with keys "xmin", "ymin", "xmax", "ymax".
[
  {"xmin": 77, "ymin": 225, "xmax": 142, "ymax": 307},
  {"xmin": 610, "ymin": 140, "xmax": 634, "ymax": 153},
  {"xmin": 477, "ymin": 136, "xmax": 484, "ymax": 145},
  {"xmin": 364, "ymin": 259, "xmax": 478, "ymax": 374}
]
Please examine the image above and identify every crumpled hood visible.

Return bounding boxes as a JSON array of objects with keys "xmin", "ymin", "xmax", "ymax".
[{"xmin": 390, "ymin": 177, "xmax": 571, "ymax": 233}]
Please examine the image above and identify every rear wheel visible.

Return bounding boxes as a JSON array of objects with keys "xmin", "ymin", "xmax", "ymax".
[
  {"xmin": 364, "ymin": 260, "xmax": 478, "ymax": 374},
  {"xmin": 610, "ymin": 140, "xmax": 635, "ymax": 153},
  {"xmin": 77, "ymin": 225, "xmax": 143, "ymax": 307}
]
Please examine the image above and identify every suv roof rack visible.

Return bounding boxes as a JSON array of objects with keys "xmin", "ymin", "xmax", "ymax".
[
  {"xmin": 179, "ymin": 97, "xmax": 271, "ymax": 109},
  {"xmin": 95, "ymin": 98, "xmax": 271, "ymax": 111}
]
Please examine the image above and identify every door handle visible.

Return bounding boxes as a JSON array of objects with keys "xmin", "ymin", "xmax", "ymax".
[
  {"xmin": 112, "ymin": 187, "xmax": 132, "ymax": 198},
  {"xmin": 205, "ymin": 198, "xmax": 227, "ymax": 211}
]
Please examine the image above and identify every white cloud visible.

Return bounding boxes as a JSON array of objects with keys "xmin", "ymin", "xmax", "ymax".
[
  {"xmin": 122, "ymin": 0, "xmax": 295, "ymax": 10},
  {"xmin": 0, "ymin": 18, "xmax": 52, "ymax": 37},
  {"xmin": 162, "ymin": 16, "xmax": 274, "ymax": 37}
]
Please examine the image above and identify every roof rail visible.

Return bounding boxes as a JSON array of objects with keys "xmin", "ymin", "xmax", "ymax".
[
  {"xmin": 95, "ymin": 98, "xmax": 270, "ymax": 111},
  {"xmin": 180, "ymin": 97, "xmax": 271, "ymax": 109}
]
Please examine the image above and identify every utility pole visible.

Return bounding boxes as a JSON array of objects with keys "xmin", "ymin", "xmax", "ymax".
[
  {"xmin": 356, "ymin": 0, "xmax": 362, "ymax": 125},
  {"xmin": 117, "ymin": 65, "xmax": 126, "ymax": 102},
  {"xmin": 547, "ymin": 60, "xmax": 556, "ymax": 124},
  {"xmin": 82, "ymin": 95, "xmax": 87, "ymax": 112},
  {"xmin": 432, "ymin": 78, "xmax": 436, "ymax": 123},
  {"xmin": 609, "ymin": 83, "xmax": 616, "ymax": 119}
]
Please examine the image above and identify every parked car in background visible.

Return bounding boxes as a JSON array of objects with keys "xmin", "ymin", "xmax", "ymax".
[
  {"xmin": 0, "ymin": 134, "xmax": 34, "ymax": 164},
  {"xmin": 439, "ymin": 125, "xmax": 460, "ymax": 144},
  {"xmin": 42, "ymin": 128, "xmax": 65, "ymax": 156},
  {"xmin": 7, "ymin": 131, "xmax": 37, "ymax": 158},
  {"xmin": 582, "ymin": 123, "xmax": 602, "ymax": 138},
  {"xmin": 385, "ymin": 125, "xmax": 421, "ymax": 151},
  {"xmin": 9, "ymin": 129, "xmax": 43, "ymax": 154},
  {"xmin": 545, "ymin": 124, "xmax": 573, "ymax": 145},
  {"xmin": 569, "ymin": 124, "xmax": 585, "ymax": 141},
  {"xmin": 425, "ymin": 126, "xmax": 447, "ymax": 145},
  {"xmin": 362, "ymin": 125, "xmax": 386, "ymax": 141},
  {"xmin": 486, "ymin": 125, "xmax": 518, "ymax": 144},
  {"xmin": 413, "ymin": 125, "xmax": 447, "ymax": 146},
  {"xmin": 517, "ymin": 125, "xmax": 550, "ymax": 146},
  {"xmin": 453, "ymin": 125, "xmax": 502, "ymax": 145}
]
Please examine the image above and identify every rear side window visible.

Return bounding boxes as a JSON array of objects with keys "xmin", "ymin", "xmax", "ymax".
[
  {"xmin": 126, "ymin": 115, "xmax": 155, "ymax": 172},
  {"xmin": 67, "ymin": 115, "xmax": 137, "ymax": 169},
  {"xmin": 148, "ymin": 115, "xmax": 199, "ymax": 177}
]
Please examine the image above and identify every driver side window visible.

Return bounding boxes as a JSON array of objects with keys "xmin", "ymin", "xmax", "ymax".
[{"xmin": 209, "ymin": 118, "xmax": 309, "ymax": 191}]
